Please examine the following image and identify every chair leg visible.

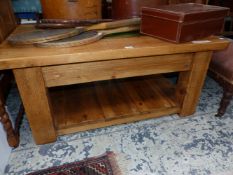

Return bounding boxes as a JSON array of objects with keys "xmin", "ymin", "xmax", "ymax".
[
  {"xmin": 0, "ymin": 100, "xmax": 19, "ymax": 147},
  {"xmin": 216, "ymin": 89, "xmax": 233, "ymax": 117}
]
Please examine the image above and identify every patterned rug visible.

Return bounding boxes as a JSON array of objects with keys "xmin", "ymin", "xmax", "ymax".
[
  {"xmin": 4, "ymin": 76, "xmax": 233, "ymax": 175},
  {"xmin": 27, "ymin": 152, "xmax": 121, "ymax": 175}
]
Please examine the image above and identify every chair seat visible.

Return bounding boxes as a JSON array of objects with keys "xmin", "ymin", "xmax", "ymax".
[{"xmin": 210, "ymin": 41, "xmax": 233, "ymax": 84}]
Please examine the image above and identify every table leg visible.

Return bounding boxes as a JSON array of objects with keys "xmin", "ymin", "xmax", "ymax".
[
  {"xmin": 13, "ymin": 67, "xmax": 56, "ymax": 144},
  {"xmin": 176, "ymin": 51, "xmax": 213, "ymax": 116}
]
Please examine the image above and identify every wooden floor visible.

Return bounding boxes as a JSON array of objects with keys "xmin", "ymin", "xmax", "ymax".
[{"xmin": 49, "ymin": 75, "xmax": 180, "ymax": 135}]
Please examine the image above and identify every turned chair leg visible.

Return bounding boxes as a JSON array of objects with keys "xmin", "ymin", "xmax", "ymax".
[
  {"xmin": 0, "ymin": 100, "xmax": 19, "ymax": 147},
  {"xmin": 216, "ymin": 89, "xmax": 233, "ymax": 117}
]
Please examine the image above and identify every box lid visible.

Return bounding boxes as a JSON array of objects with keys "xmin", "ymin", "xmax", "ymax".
[{"xmin": 142, "ymin": 3, "xmax": 230, "ymax": 23}]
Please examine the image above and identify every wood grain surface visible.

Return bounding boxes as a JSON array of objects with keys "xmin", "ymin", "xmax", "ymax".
[
  {"xmin": 13, "ymin": 68, "xmax": 57, "ymax": 144},
  {"xmin": 0, "ymin": 25, "xmax": 229, "ymax": 70},
  {"xmin": 42, "ymin": 53, "xmax": 192, "ymax": 87},
  {"xmin": 7, "ymin": 28, "xmax": 80, "ymax": 45},
  {"xmin": 0, "ymin": 25, "xmax": 230, "ymax": 144},
  {"xmin": 36, "ymin": 25, "xmax": 140, "ymax": 48},
  {"xmin": 8, "ymin": 18, "xmax": 140, "ymax": 46},
  {"xmin": 176, "ymin": 51, "xmax": 213, "ymax": 116},
  {"xmin": 36, "ymin": 19, "xmax": 113, "ymax": 29},
  {"xmin": 49, "ymin": 75, "xmax": 179, "ymax": 135}
]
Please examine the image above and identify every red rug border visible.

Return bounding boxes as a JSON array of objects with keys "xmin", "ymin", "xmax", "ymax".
[{"xmin": 27, "ymin": 151, "xmax": 122, "ymax": 175}]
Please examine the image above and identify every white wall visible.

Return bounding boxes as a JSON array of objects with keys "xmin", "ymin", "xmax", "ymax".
[{"xmin": 0, "ymin": 109, "xmax": 12, "ymax": 174}]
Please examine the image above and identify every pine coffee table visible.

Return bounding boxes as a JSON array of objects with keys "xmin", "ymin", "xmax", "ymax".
[{"xmin": 0, "ymin": 25, "xmax": 229, "ymax": 144}]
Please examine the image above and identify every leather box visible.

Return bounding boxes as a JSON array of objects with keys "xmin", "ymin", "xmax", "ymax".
[{"xmin": 140, "ymin": 3, "xmax": 229, "ymax": 43}]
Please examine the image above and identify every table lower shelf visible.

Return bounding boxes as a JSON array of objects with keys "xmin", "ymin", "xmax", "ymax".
[{"xmin": 49, "ymin": 75, "xmax": 180, "ymax": 135}]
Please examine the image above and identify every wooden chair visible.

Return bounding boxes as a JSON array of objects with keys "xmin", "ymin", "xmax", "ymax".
[
  {"xmin": 0, "ymin": 0, "xmax": 24, "ymax": 148},
  {"xmin": 0, "ymin": 0, "xmax": 16, "ymax": 43},
  {"xmin": 0, "ymin": 71, "xmax": 24, "ymax": 148},
  {"xmin": 209, "ymin": 41, "xmax": 233, "ymax": 117}
]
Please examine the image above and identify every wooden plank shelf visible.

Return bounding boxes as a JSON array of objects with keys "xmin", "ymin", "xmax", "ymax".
[{"xmin": 49, "ymin": 75, "xmax": 180, "ymax": 135}]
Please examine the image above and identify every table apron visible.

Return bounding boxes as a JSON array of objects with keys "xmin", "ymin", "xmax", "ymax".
[{"xmin": 42, "ymin": 53, "xmax": 193, "ymax": 87}]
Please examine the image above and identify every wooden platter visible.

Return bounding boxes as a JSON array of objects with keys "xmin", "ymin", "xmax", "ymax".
[
  {"xmin": 36, "ymin": 19, "xmax": 113, "ymax": 29},
  {"xmin": 36, "ymin": 25, "xmax": 140, "ymax": 48},
  {"xmin": 8, "ymin": 18, "xmax": 141, "ymax": 46},
  {"xmin": 7, "ymin": 28, "xmax": 80, "ymax": 45}
]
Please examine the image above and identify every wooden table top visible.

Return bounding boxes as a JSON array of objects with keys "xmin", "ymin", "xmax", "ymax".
[{"xmin": 0, "ymin": 25, "xmax": 230, "ymax": 70}]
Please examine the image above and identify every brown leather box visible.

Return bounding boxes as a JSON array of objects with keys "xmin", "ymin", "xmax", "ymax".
[{"xmin": 140, "ymin": 3, "xmax": 229, "ymax": 43}]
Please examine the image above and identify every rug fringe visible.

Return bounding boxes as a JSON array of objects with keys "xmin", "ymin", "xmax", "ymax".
[{"xmin": 107, "ymin": 152, "xmax": 123, "ymax": 175}]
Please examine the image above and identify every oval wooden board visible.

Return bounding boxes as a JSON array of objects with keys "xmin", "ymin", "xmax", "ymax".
[
  {"xmin": 41, "ymin": 19, "xmax": 112, "ymax": 25},
  {"xmin": 35, "ymin": 23, "xmax": 77, "ymax": 29},
  {"xmin": 8, "ymin": 28, "xmax": 80, "ymax": 45},
  {"xmin": 36, "ymin": 31, "xmax": 100, "ymax": 48},
  {"xmin": 36, "ymin": 25, "xmax": 140, "ymax": 48}
]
